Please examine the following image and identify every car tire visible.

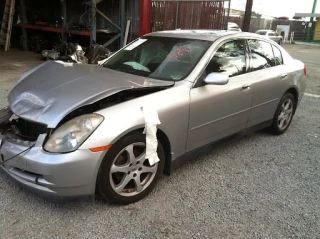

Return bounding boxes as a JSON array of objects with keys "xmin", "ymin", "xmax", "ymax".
[
  {"xmin": 278, "ymin": 39, "xmax": 282, "ymax": 45},
  {"xmin": 97, "ymin": 131, "xmax": 165, "ymax": 204},
  {"xmin": 268, "ymin": 93, "xmax": 296, "ymax": 135}
]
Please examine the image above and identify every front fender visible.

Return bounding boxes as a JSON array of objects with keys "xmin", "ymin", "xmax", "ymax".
[
  {"xmin": 79, "ymin": 83, "xmax": 192, "ymax": 162},
  {"xmin": 80, "ymin": 104, "xmax": 145, "ymax": 149}
]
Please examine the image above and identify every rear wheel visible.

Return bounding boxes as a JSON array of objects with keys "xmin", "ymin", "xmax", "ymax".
[
  {"xmin": 97, "ymin": 132, "xmax": 165, "ymax": 204},
  {"xmin": 268, "ymin": 93, "xmax": 296, "ymax": 135}
]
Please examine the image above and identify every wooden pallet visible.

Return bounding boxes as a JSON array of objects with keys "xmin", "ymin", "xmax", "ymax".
[{"xmin": 0, "ymin": 0, "xmax": 15, "ymax": 51}]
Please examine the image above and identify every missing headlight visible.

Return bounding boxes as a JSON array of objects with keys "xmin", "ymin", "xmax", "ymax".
[{"xmin": 9, "ymin": 117, "xmax": 48, "ymax": 141}]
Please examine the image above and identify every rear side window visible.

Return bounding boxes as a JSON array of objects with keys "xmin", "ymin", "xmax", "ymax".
[
  {"xmin": 248, "ymin": 40, "xmax": 275, "ymax": 71},
  {"xmin": 272, "ymin": 45, "xmax": 283, "ymax": 65},
  {"xmin": 205, "ymin": 40, "xmax": 247, "ymax": 77}
]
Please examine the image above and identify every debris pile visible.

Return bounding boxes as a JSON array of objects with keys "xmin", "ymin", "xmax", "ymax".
[
  {"xmin": 86, "ymin": 43, "xmax": 113, "ymax": 64},
  {"xmin": 41, "ymin": 49, "xmax": 60, "ymax": 60},
  {"xmin": 41, "ymin": 42, "xmax": 112, "ymax": 64}
]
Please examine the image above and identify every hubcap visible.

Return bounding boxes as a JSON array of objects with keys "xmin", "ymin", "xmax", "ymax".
[
  {"xmin": 277, "ymin": 99, "xmax": 293, "ymax": 130},
  {"xmin": 109, "ymin": 142, "xmax": 158, "ymax": 197}
]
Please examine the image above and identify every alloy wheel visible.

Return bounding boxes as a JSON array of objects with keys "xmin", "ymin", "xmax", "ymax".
[
  {"xmin": 277, "ymin": 98, "xmax": 293, "ymax": 130},
  {"xmin": 109, "ymin": 142, "xmax": 158, "ymax": 197}
]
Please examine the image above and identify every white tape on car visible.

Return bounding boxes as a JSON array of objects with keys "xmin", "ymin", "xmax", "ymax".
[{"xmin": 141, "ymin": 105, "xmax": 161, "ymax": 166}]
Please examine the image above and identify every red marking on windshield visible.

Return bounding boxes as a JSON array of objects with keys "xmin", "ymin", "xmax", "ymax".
[{"xmin": 168, "ymin": 48, "xmax": 190, "ymax": 60}]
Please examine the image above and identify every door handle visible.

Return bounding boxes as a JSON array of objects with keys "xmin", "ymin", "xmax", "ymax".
[
  {"xmin": 241, "ymin": 84, "xmax": 251, "ymax": 91},
  {"xmin": 281, "ymin": 74, "xmax": 288, "ymax": 80}
]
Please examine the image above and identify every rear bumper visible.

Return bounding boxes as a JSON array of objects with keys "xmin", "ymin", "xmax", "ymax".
[{"xmin": 0, "ymin": 133, "xmax": 105, "ymax": 202}]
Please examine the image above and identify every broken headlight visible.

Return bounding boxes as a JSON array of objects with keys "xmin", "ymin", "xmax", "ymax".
[{"xmin": 44, "ymin": 114, "xmax": 104, "ymax": 153}]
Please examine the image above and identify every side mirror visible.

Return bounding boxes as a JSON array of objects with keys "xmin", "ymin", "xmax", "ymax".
[{"xmin": 204, "ymin": 73, "xmax": 229, "ymax": 85}]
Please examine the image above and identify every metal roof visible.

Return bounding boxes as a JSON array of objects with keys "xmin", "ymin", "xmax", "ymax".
[{"xmin": 294, "ymin": 13, "xmax": 320, "ymax": 18}]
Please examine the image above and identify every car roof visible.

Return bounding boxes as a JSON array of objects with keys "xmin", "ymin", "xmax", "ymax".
[
  {"xmin": 146, "ymin": 30, "xmax": 266, "ymax": 42},
  {"xmin": 256, "ymin": 29, "xmax": 275, "ymax": 32}
]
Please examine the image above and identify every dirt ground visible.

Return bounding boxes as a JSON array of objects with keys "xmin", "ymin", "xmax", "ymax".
[{"xmin": 0, "ymin": 49, "xmax": 42, "ymax": 108}]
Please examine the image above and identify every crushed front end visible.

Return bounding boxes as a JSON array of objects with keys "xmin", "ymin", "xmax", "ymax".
[{"xmin": 0, "ymin": 106, "xmax": 102, "ymax": 201}]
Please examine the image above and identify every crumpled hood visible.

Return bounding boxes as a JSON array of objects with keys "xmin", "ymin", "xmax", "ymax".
[{"xmin": 8, "ymin": 61, "xmax": 173, "ymax": 128}]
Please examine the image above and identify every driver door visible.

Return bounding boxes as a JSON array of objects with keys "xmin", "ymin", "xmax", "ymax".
[{"xmin": 186, "ymin": 39, "xmax": 254, "ymax": 152}]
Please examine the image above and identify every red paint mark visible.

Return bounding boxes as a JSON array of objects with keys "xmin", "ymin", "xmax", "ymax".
[{"xmin": 168, "ymin": 47, "xmax": 190, "ymax": 60}]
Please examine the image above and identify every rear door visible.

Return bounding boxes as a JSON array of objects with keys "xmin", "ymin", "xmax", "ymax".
[{"xmin": 246, "ymin": 39, "xmax": 288, "ymax": 127}]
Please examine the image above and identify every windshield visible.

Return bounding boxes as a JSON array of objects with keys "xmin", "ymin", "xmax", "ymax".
[
  {"xmin": 102, "ymin": 37, "xmax": 212, "ymax": 81},
  {"xmin": 256, "ymin": 31, "xmax": 268, "ymax": 35}
]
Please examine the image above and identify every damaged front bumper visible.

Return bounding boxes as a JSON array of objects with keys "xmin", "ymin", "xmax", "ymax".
[{"xmin": 0, "ymin": 109, "xmax": 105, "ymax": 202}]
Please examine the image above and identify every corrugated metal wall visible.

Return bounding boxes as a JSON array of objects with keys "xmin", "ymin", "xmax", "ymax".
[{"xmin": 151, "ymin": 0, "xmax": 226, "ymax": 32}]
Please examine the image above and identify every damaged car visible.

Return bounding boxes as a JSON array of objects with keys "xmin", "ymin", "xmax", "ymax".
[{"xmin": 0, "ymin": 30, "xmax": 306, "ymax": 204}]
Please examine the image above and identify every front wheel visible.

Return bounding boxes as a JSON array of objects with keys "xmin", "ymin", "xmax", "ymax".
[
  {"xmin": 97, "ymin": 132, "xmax": 165, "ymax": 204},
  {"xmin": 278, "ymin": 39, "xmax": 282, "ymax": 45},
  {"xmin": 268, "ymin": 93, "xmax": 296, "ymax": 135}
]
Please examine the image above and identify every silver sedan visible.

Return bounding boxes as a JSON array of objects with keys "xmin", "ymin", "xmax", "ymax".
[{"xmin": 0, "ymin": 30, "xmax": 306, "ymax": 204}]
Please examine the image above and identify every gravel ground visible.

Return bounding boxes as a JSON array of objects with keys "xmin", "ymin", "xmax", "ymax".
[{"xmin": 0, "ymin": 45, "xmax": 319, "ymax": 239}]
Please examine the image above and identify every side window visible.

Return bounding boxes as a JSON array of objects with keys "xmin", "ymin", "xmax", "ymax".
[
  {"xmin": 205, "ymin": 40, "xmax": 247, "ymax": 77},
  {"xmin": 272, "ymin": 45, "xmax": 283, "ymax": 66},
  {"xmin": 248, "ymin": 40, "xmax": 275, "ymax": 71},
  {"xmin": 269, "ymin": 32, "xmax": 275, "ymax": 36}
]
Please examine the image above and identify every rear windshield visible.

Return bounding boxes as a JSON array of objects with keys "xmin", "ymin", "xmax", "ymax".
[{"xmin": 102, "ymin": 37, "xmax": 212, "ymax": 81}]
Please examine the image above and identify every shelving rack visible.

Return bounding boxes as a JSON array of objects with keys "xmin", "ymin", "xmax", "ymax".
[{"xmin": 15, "ymin": 0, "xmax": 126, "ymax": 51}]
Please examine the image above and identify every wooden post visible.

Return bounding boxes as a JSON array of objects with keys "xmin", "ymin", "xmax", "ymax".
[
  {"xmin": 242, "ymin": 0, "xmax": 253, "ymax": 32},
  {"xmin": 19, "ymin": 0, "xmax": 28, "ymax": 50},
  {"xmin": 175, "ymin": 1, "xmax": 179, "ymax": 29},
  {"xmin": 60, "ymin": 0, "xmax": 67, "ymax": 43}
]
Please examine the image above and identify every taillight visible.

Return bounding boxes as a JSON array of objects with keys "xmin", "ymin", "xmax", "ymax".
[{"xmin": 304, "ymin": 65, "xmax": 307, "ymax": 76}]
